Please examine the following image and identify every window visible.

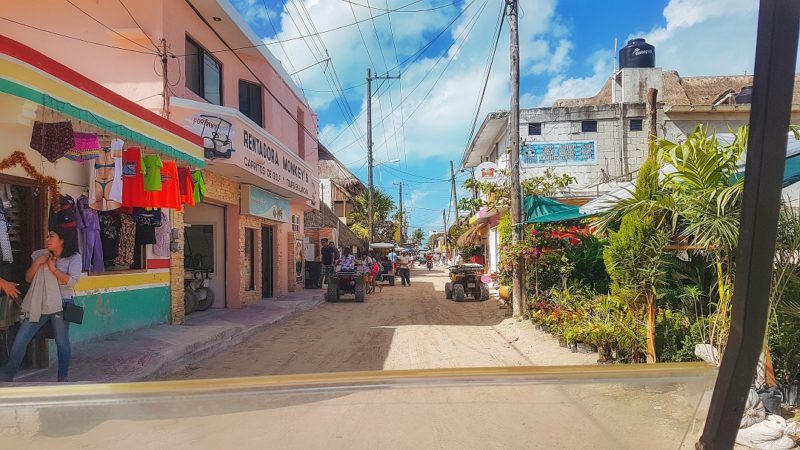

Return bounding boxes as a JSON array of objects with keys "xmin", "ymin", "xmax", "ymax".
[
  {"xmin": 185, "ymin": 37, "xmax": 222, "ymax": 105},
  {"xmin": 184, "ymin": 225, "xmax": 215, "ymax": 272},
  {"xmin": 528, "ymin": 122, "xmax": 542, "ymax": 135},
  {"xmin": 629, "ymin": 118, "xmax": 643, "ymax": 131},
  {"xmin": 581, "ymin": 120, "xmax": 598, "ymax": 133},
  {"xmin": 239, "ymin": 81, "xmax": 263, "ymax": 126},
  {"xmin": 291, "ymin": 215, "xmax": 300, "ymax": 232},
  {"xmin": 245, "ymin": 228, "xmax": 255, "ymax": 291}
]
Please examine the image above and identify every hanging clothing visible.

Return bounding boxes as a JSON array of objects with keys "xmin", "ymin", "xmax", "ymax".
[
  {"xmin": 64, "ymin": 132, "xmax": 101, "ymax": 162},
  {"xmin": 89, "ymin": 139, "xmax": 124, "ymax": 211},
  {"xmin": 145, "ymin": 161, "xmax": 181, "ymax": 210},
  {"xmin": 0, "ymin": 221, "xmax": 12, "ymax": 264},
  {"xmin": 55, "ymin": 194, "xmax": 78, "ymax": 229},
  {"xmin": 121, "ymin": 147, "xmax": 147, "ymax": 207},
  {"xmin": 177, "ymin": 167, "xmax": 195, "ymax": 207},
  {"xmin": 76, "ymin": 195, "xmax": 103, "ymax": 273},
  {"xmin": 153, "ymin": 210, "xmax": 171, "ymax": 258},
  {"xmin": 99, "ymin": 211, "xmax": 121, "ymax": 266},
  {"xmin": 29, "ymin": 121, "xmax": 74, "ymax": 163},
  {"xmin": 114, "ymin": 213, "xmax": 136, "ymax": 267},
  {"xmin": 143, "ymin": 155, "xmax": 163, "ymax": 191},
  {"xmin": 192, "ymin": 171, "xmax": 206, "ymax": 204}
]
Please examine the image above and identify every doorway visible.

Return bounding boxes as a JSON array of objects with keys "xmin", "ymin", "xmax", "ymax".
[
  {"xmin": 183, "ymin": 203, "xmax": 227, "ymax": 308},
  {"xmin": 261, "ymin": 225, "xmax": 273, "ymax": 298}
]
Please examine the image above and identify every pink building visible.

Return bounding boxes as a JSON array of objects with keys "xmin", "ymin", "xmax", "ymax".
[{"xmin": 3, "ymin": 0, "xmax": 321, "ymax": 319}]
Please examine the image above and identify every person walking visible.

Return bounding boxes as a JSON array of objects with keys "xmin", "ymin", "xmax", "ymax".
[
  {"xmin": 396, "ymin": 252, "xmax": 411, "ymax": 287},
  {"xmin": 1, "ymin": 226, "xmax": 82, "ymax": 382}
]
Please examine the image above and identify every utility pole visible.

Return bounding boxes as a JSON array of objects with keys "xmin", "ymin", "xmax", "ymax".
[
  {"xmin": 160, "ymin": 38, "xmax": 170, "ymax": 119},
  {"xmin": 646, "ymin": 88, "xmax": 658, "ymax": 156},
  {"xmin": 366, "ymin": 68, "xmax": 400, "ymax": 243},
  {"xmin": 442, "ymin": 209, "xmax": 449, "ymax": 261},
  {"xmin": 450, "ymin": 160, "xmax": 459, "ymax": 226},
  {"xmin": 507, "ymin": 0, "xmax": 526, "ymax": 318},
  {"xmin": 398, "ymin": 182, "xmax": 404, "ymax": 243}
]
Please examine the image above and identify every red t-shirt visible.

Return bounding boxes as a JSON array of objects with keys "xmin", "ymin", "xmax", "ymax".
[
  {"xmin": 121, "ymin": 147, "xmax": 147, "ymax": 207},
  {"xmin": 177, "ymin": 166, "xmax": 195, "ymax": 207},
  {"xmin": 145, "ymin": 161, "xmax": 182, "ymax": 210}
]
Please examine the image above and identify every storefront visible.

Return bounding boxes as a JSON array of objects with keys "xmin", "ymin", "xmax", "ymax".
[
  {"xmin": 169, "ymin": 97, "xmax": 320, "ymax": 303},
  {"xmin": 0, "ymin": 36, "xmax": 204, "ymax": 344}
]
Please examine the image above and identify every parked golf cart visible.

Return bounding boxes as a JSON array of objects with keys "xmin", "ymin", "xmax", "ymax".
[
  {"xmin": 445, "ymin": 263, "xmax": 489, "ymax": 302},
  {"xmin": 369, "ymin": 242, "xmax": 396, "ymax": 287},
  {"xmin": 326, "ymin": 270, "xmax": 365, "ymax": 303}
]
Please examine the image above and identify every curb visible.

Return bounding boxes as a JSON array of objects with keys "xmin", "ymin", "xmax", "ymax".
[{"xmin": 140, "ymin": 294, "xmax": 325, "ymax": 381}]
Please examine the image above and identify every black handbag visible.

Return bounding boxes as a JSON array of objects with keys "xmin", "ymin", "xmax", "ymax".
[{"xmin": 62, "ymin": 302, "xmax": 84, "ymax": 324}]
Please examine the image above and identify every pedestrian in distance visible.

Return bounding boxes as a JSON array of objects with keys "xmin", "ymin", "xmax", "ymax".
[
  {"xmin": 396, "ymin": 252, "xmax": 411, "ymax": 287},
  {"xmin": 320, "ymin": 240, "xmax": 339, "ymax": 285},
  {"xmin": 1, "ymin": 226, "xmax": 82, "ymax": 382}
]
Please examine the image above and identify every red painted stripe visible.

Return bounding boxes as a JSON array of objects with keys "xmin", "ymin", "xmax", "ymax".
[
  {"xmin": 0, "ymin": 34, "xmax": 203, "ymax": 147},
  {"xmin": 146, "ymin": 258, "xmax": 171, "ymax": 270}
]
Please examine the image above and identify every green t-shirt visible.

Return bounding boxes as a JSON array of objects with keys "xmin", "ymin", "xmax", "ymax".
[
  {"xmin": 192, "ymin": 171, "xmax": 206, "ymax": 203},
  {"xmin": 143, "ymin": 155, "xmax": 163, "ymax": 191}
]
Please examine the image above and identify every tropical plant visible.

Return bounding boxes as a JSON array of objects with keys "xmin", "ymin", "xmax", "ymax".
[
  {"xmin": 348, "ymin": 189, "xmax": 397, "ymax": 242},
  {"xmin": 604, "ymin": 209, "xmax": 671, "ymax": 363},
  {"xmin": 411, "ymin": 228, "xmax": 425, "ymax": 247}
]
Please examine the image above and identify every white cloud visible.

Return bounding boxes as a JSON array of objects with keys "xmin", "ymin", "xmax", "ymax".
[
  {"xmin": 535, "ymin": 49, "xmax": 612, "ymax": 107},
  {"xmin": 230, "ymin": 0, "xmax": 277, "ymax": 24}
]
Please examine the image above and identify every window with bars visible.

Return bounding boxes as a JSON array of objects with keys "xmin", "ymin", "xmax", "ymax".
[
  {"xmin": 528, "ymin": 122, "xmax": 542, "ymax": 135},
  {"xmin": 291, "ymin": 215, "xmax": 300, "ymax": 232},
  {"xmin": 629, "ymin": 119, "xmax": 644, "ymax": 131}
]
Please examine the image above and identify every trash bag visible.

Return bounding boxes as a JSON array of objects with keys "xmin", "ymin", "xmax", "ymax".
[
  {"xmin": 759, "ymin": 387, "xmax": 785, "ymax": 415},
  {"xmin": 736, "ymin": 415, "xmax": 796, "ymax": 449},
  {"xmin": 742, "ymin": 388, "xmax": 768, "ymax": 429},
  {"xmin": 695, "ymin": 343, "xmax": 720, "ymax": 364},
  {"xmin": 784, "ymin": 421, "xmax": 800, "ymax": 442}
]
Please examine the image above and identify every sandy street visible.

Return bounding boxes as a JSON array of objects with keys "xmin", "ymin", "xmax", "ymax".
[{"xmin": 166, "ymin": 266, "xmax": 597, "ymax": 380}]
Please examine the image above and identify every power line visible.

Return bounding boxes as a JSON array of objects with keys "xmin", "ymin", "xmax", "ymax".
[
  {"xmin": 63, "ymin": 0, "xmax": 156, "ymax": 52},
  {"xmin": 326, "ymin": 0, "xmax": 484, "ymax": 152},
  {"xmin": 463, "ymin": 0, "xmax": 505, "ymax": 157},
  {"xmin": 0, "ymin": 16, "xmax": 158, "ymax": 55},
  {"xmin": 341, "ymin": 0, "xmax": 459, "ymax": 13}
]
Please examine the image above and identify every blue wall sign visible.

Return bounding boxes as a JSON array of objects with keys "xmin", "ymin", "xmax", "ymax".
[
  {"xmin": 521, "ymin": 141, "xmax": 597, "ymax": 166},
  {"xmin": 241, "ymin": 185, "xmax": 290, "ymax": 223}
]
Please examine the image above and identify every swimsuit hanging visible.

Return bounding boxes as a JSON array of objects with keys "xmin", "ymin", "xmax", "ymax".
[
  {"xmin": 65, "ymin": 132, "xmax": 101, "ymax": 162},
  {"xmin": 89, "ymin": 139, "xmax": 124, "ymax": 211},
  {"xmin": 30, "ymin": 121, "xmax": 75, "ymax": 162}
]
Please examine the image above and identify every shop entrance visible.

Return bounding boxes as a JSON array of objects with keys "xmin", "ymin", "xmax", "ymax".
[
  {"xmin": 261, "ymin": 225, "xmax": 274, "ymax": 298},
  {"xmin": 183, "ymin": 203, "xmax": 226, "ymax": 308}
]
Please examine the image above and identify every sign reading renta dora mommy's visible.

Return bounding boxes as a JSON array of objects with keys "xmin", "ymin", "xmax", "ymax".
[
  {"xmin": 175, "ymin": 102, "xmax": 319, "ymax": 202},
  {"xmin": 521, "ymin": 141, "xmax": 596, "ymax": 166}
]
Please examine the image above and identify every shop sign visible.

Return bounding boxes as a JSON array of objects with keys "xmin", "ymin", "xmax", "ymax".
[
  {"xmin": 177, "ymin": 105, "xmax": 320, "ymax": 202},
  {"xmin": 474, "ymin": 161, "xmax": 504, "ymax": 184},
  {"xmin": 241, "ymin": 185, "xmax": 290, "ymax": 223},
  {"xmin": 521, "ymin": 140, "xmax": 596, "ymax": 166}
]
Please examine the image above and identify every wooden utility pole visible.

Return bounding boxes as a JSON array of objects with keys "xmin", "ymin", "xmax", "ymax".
[
  {"xmin": 366, "ymin": 69, "xmax": 400, "ymax": 243},
  {"xmin": 442, "ymin": 209, "xmax": 449, "ymax": 260},
  {"xmin": 508, "ymin": 0, "xmax": 526, "ymax": 317},
  {"xmin": 398, "ymin": 182, "xmax": 404, "ymax": 243},
  {"xmin": 646, "ymin": 88, "xmax": 658, "ymax": 155},
  {"xmin": 450, "ymin": 160, "xmax": 459, "ymax": 224},
  {"xmin": 160, "ymin": 38, "xmax": 170, "ymax": 118}
]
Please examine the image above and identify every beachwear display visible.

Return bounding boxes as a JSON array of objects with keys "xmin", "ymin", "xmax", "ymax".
[
  {"xmin": 145, "ymin": 161, "xmax": 181, "ymax": 210},
  {"xmin": 98, "ymin": 211, "xmax": 121, "ymax": 266},
  {"xmin": 114, "ymin": 213, "xmax": 136, "ymax": 267},
  {"xmin": 143, "ymin": 155, "xmax": 163, "ymax": 191},
  {"xmin": 29, "ymin": 121, "xmax": 75, "ymax": 162},
  {"xmin": 64, "ymin": 132, "xmax": 101, "ymax": 162},
  {"xmin": 192, "ymin": 170, "xmax": 206, "ymax": 204},
  {"xmin": 89, "ymin": 139, "xmax": 124, "ymax": 211},
  {"xmin": 177, "ymin": 167, "xmax": 195, "ymax": 207}
]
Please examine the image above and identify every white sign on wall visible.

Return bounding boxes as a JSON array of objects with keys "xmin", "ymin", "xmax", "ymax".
[{"xmin": 474, "ymin": 161, "xmax": 504, "ymax": 184}]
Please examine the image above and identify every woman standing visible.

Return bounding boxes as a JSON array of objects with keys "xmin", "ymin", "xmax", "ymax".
[{"xmin": 0, "ymin": 227, "xmax": 82, "ymax": 382}]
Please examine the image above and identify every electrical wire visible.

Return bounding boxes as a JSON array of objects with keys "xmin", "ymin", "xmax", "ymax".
[
  {"xmin": 62, "ymin": 0, "xmax": 155, "ymax": 52},
  {"xmin": 117, "ymin": 0, "xmax": 160, "ymax": 52},
  {"xmin": 462, "ymin": 0, "xmax": 505, "ymax": 157},
  {"xmin": 341, "ymin": 0, "xmax": 460, "ymax": 13},
  {"xmin": 0, "ymin": 17, "xmax": 158, "ymax": 55}
]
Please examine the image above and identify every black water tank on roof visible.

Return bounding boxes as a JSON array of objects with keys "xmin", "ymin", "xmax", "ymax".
[
  {"xmin": 735, "ymin": 86, "xmax": 753, "ymax": 104},
  {"xmin": 619, "ymin": 38, "xmax": 655, "ymax": 69}
]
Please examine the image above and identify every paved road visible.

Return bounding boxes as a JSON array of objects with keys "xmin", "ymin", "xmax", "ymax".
[{"xmin": 167, "ymin": 267, "xmax": 597, "ymax": 379}]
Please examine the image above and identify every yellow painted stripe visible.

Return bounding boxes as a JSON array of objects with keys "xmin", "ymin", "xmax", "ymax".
[
  {"xmin": 74, "ymin": 271, "xmax": 170, "ymax": 292},
  {"xmin": 0, "ymin": 363, "xmax": 714, "ymax": 400},
  {"xmin": 0, "ymin": 57, "xmax": 203, "ymax": 161}
]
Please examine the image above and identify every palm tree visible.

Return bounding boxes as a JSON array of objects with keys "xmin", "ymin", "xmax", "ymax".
[{"xmin": 348, "ymin": 189, "xmax": 396, "ymax": 242}]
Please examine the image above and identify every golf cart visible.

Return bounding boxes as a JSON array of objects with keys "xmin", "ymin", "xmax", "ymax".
[
  {"xmin": 326, "ymin": 269, "xmax": 365, "ymax": 303},
  {"xmin": 369, "ymin": 243, "xmax": 396, "ymax": 287},
  {"xmin": 445, "ymin": 263, "xmax": 489, "ymax": 302}
]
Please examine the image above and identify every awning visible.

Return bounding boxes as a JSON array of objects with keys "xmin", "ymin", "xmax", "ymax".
[
  {"xmin": 0, "ymin": 36, "xmax": 204, "ymax": 167},
  {"xmin": 456, "ymin": 222, "xmax": 486, "ymax": 247},
  {"xmin": 525, "ymin": 195, "xmax": 590, "ymax": 224}
]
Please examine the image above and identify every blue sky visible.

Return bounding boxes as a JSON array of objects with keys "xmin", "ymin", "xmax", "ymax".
[{"xmin": 231, "ymin": 0, "xmax": 761, "ymax": 233}]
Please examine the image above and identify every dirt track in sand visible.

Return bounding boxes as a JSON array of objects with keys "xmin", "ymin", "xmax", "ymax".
[{"xmin": 167, "ymin": 267, "xmax": 597, "ymax": 379}]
